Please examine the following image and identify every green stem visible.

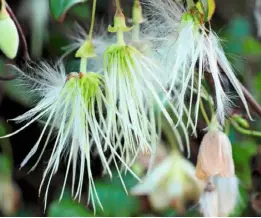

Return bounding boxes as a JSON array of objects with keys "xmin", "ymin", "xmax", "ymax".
[
  {"xmin": 117, "ymin": 30, "xmax": 125, "ymax": 45},
  {"xmin": 225, "ymin": 119, "xmax": 230, "ymax": 135},
  {"xmin": 80, "ymin": 58, "xmax": 87, "ymax": 73},
  {"xmin": 207, "ymin": 95, "xmax": 215, "ymax": 117},
  {"xmin": 162, "ymin": 117, "xmax": 178, "ymax": 151},
  {"xmin": 200, "ymin": 99, "xmax": 210, "ymax": 125},
  {"xmin": 88, "ymin": 0, "xmax": 97, "ymax": 41},
  {"xmin": 231, "ymin": 120, "xmax": 261, "ymax": 138},
  {"xmin": 115, "ymin": 0, "xmax": 121, "ymax": 11},
  {"xmin": 132, "ymin": 24, "xmax": 140, "ymax": 41}
]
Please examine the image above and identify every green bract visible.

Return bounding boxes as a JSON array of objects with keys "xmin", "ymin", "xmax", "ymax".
[{"xmin": 0, "ymin": 14, "xmax": 19, "ymax": 59}]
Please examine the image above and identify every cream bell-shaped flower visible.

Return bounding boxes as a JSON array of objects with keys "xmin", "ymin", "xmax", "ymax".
[
  {"xmin": 103, "ymin": 10, "xmax": 190, "ymax": 166},
  {"xmin": 196, "ymin": 117, "xmax": 235, "ymax": 180},
  {"xmin": 131, "ymin": 151, "xmax": 203, "ymax": 213},
  {"xmin": 0, "ymin": 62, "xmax": 138, "ymax": 211},
  {"xmin": 144, "ymin": 0, "xmax": 251, "ymax": 127}
]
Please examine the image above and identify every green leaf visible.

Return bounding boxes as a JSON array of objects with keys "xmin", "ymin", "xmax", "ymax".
[
  {"xmin": 232, "ymin": 140, "xmax": 257, "ymax": 187},
  {"xmin": 49, "ymin": 0, "xmax": 87, "ymax": 20},
  {"xmin": 48, "ymin": 199, "xmax": 94, "ymax": 217},
  {"xmin": 243, "ymin": 36, "xmax": 261, "ymax": 56},
  {"xmin": 0, "ymin": 154, "xmax": 12, "ymax": 177},
  {"xmin": 254, "ymin": 73, "xmax": 261, "ymax": 91},
  {"xmin": 94, "ymin": 170, "xmax": 141, "ymax": 216}
]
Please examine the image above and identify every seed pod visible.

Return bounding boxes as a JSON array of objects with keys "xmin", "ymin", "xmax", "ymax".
[
  {"xmin": 196, "ymin": 129, "xmax": 235, "ymax": 180},
  {"xmin": 0, "ymin": 12, "xmax": 19, "ymax": 59}
]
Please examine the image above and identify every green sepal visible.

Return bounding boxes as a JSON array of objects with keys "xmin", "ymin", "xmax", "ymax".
[
  {"xmin": 108, "ymin": 12, "xmax": 133, "ymax": 33},
  {"xmin": 75, "ymin": 40, "xmax": 96, "ymax": 58}
]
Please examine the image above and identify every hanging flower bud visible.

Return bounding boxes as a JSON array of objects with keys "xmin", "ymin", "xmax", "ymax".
[
  {"xmin": 196, "ymin": 118, "xmax": 235, "ymax": 180},
  {"xmin": 0, "ymin": 3, "xmax": 19, "ymax": 59}
]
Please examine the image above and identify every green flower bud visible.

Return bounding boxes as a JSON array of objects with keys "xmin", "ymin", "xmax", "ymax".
[
  {"xmin": 0, "ymin": 13, "xmax": 19, "ymax": 59},
  {"xmin": 232, "ymin": 114, "xmax": 250, "ymax": 129}
]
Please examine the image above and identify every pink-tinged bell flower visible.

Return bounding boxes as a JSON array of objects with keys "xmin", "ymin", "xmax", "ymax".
[{"xmin": 196, "ymin": 119, "xmax": 235, "ymax": 180}]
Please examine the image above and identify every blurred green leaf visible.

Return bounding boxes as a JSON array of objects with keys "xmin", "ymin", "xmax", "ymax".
[
  {"xmin": 49, "ymin": 0, "xmax": 88, "ymax": 20},
  {"xmin": 69, "ymin": 4, "xmax": 90, "ymax": 19},
  {"xmin": 227, "ymin": 17, "xmax": 251, "ymax": 39},
  {"xmin": 0, "ymin": 155, "xmax": 12, "ymax": 177},
  {"xmin": 232, "ymin": 141, "xmax": 257, "ymax": 187},
  {"xmin": 94, "ymin": 170, "xmax": 141, "ymax": 216},
  {"xmin": 48, "ymin": 199, "xmax": 93, "ymax": 217},
  {"xmin": 0, "ymin": 123, "xmax": 6, "ymax": 136},
  {"xmin": 14, "ymin": 207, "xmax": 34, "ymax": 217},
  {"xmin": 230, "ymin": 186, "xmax": 248, "ymax": 217},
  {"xmin": 254, "ymin": 73, "xmax": 261, "ymax": 91},
  {"xmin": 243, "ymin": 36, "xmax": 261, "ymax": 56}
]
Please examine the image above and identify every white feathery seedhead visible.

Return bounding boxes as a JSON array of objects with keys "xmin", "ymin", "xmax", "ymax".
[
  {"xmin": 142, "ymin": 0, "xmax": 183, "ymax": 40},
  {"xmin": 144, "ymin": 0, "xmax": 251, "ymax": 127},
  {"xmin": 0, "ymin": 63, "xmax": 139, "ymax": 212}
]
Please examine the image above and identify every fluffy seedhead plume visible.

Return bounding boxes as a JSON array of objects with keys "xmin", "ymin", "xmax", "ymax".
[{"xmin": 143, "ymin": 0, "xmax": 251, "ymax": 127}]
